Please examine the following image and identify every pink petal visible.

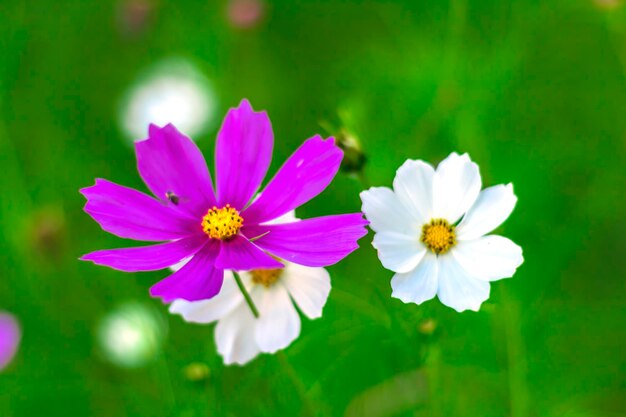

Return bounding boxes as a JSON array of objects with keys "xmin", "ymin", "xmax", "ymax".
[
  {"xmin": 81, "ymin": 179, "xmax": 198, "ymax": 241},
  {"xmin": 136, "ymin": 124, "xmax": 216, "ymax": 218},
  {"xmin": 80, "ymin": 235, "xmax": 208, "ymax": 272},
  {"xmin": 215, "ymin": 99, "xmax": 273, "ymax": 209},
  {"xmin": 150, "ymin": 241, "xmax": 223, "ymax": 302},
  {"xmin": 215, "ymin": 235, "xmax": 283, "ymax": 271},
  {"xmin": 243, "ymin": 135, "xmax": 343, "ymax": 225},
  {"xmin": 0, "ymin": 313, "xmax": 20, "ymax": 371},
  {"xmin": 245, "ymin": 213, "xmax": 368, "ymax": 267}
]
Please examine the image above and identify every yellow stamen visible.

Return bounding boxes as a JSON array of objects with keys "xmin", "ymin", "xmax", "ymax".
[
  {"xmin": 421, "ymin": 218, "xmax": 456, "ymax": 254},
  {"xmin": 250, "ymin": 268, "xmax": 283, "ymax": 287},
  {"xmin": 201, "ymin": 204, "xmax": 243, "ymax": 240}
]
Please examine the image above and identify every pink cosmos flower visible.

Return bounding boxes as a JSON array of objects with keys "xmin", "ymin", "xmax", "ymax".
[{"xmin": 81, "ymin": 99, "xmax": 368, "ymax": 303}]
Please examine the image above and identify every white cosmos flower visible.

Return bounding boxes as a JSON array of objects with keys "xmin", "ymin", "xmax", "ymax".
[
  {"xmin": 360, "ymin": 152, "xmax": 523, "ymax": 312},
  {"xmin": 169, "ymin": 211, "xmax": 331, "ymax": 365}
]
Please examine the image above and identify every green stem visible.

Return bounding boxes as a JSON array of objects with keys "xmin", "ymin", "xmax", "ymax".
[
  {"xmin": 500, "ymin": 287, "xmax": 529, "ymax": 417},
  {"xmin": 603, "ymin": 10, "xmax": 626, "ymax": 78},
  {"xmin": 233, "ymin": 271, "xmax": 259, "ymax": 318},
  {"xmin": 157, "ymin": 352, "xmax": 177, "ymax": 411},
  {"xmin": 277, "ymin": 352, "xmax": 317, "ymax": 417},
  {"xmin": 426, "ymin": 342, "xmax": 442, "ymax": 417},
  {"xmin": 355, "ymin": 170, "xmax": 371, "ymax": 189}
]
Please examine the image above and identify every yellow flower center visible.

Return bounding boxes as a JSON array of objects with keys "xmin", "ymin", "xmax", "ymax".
[
  {"xmin": 201, "ymin": 204, "xmax": 243, "ymax": 240},
  {"xmin": 421, "ymin": 218, "xmax": 456, "ymax": 255},
  {"xmin": 250, "ymin": 268, "xmax": 283, "ymax": 287}
]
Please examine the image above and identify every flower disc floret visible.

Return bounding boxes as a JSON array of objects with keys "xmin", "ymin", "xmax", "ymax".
[
  {"xmin": 250, "ymin": 268, "xmax": 283, "ymax": 287},
  {"xmin": 421, "ymin": 219, "xmax": 456, "ymax": 254},
  {"xmin": 201, "ymin": 204, "xmax": 243, "ymax": 240}
]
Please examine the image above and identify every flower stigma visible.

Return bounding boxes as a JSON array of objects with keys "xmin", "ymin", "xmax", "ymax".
[
  {"xmin": 251, "ymin": 268, "xmax": 283, "ymax": 287},
  {"xmin": 201, "ymin": 204, "xmax": 243, "ymax": 240},
  {"xmin": 421, "ymin": 218, "xmax": 456, "ymax": 255}
]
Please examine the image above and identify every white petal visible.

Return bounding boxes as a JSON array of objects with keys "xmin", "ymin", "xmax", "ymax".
[
  {"xmin": 360, "ymin": 187, "xmax": 419, "ymax": 235},
  {"xmin": 437, "ymin": 254, "xmax": 490, "ymax": 312},
  {"xmin": 214, "ymin": 302, "xmax": 261, "ymax": 365},
  {"xmin": 253, "ymin": 285, "xmax": 301, "ymax": 353},
  {"xmin": 393, "ymin": 159, "xmax": 435, "ymax": 224},
  {"xmin": 452, "ymin": 235, "xmax": 523, "ymax": 281},
  {"xmin": 433, "ymin": 153, "xmax": 481, "ymax": 223},
  {"xmin": 456, "ymin": 184, "xmax": 517, "ymax": 241},
  {"xmin": 262, "ymin": 210, "xmax": 299, "ymax": 225},
  {"xmin": 391, "ymin": 252, "xmax": 439, "ymax": 305},
  {"xmin": 372, "ymin": 232, "xmax": 426, "ymax": 273},
  {"xmin": 169, "ymin": 271, "xmax": 244, "ymax": 323},
  {"xmin": 237, "ymin": 270, "xmax": 256, "ymax": 287},
  {"xmin": 281, "ymin": 264, "xmax": 331, "ymax": 319},
  {"xmin": 169, "ymin": 256, "xmax": 190, "ymax": 272}
]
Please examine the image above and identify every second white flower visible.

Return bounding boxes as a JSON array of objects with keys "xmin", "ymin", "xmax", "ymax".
[{"xmin": 360, "ymin": 152, "xmax": 523, "ymax": 312}]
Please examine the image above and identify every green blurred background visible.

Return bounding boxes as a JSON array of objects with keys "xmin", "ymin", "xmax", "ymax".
[{"xmin": 1, "ymin": 0, "xmax": 626, "ymax": 416}]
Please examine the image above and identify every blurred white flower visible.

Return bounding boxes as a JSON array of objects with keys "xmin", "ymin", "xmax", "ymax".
[
  {"xmin": 98, "ymin": 302, "xmax": 166, "ymax": 368},
  {"xmin": 119, "ymin": 59, "xmax": 218, "ymax": 142},
  {"xmin": 361, "ymin": 153, "xmax": 523, "ymax": 312},
  {"xmin": 170, "ymin": 211, "xmax": 331, "ymax": 365}
]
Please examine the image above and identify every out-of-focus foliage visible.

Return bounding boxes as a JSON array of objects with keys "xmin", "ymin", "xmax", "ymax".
[{"xmin": 1, "ymin": 0, "xmax": 625, "ymax": 416}]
